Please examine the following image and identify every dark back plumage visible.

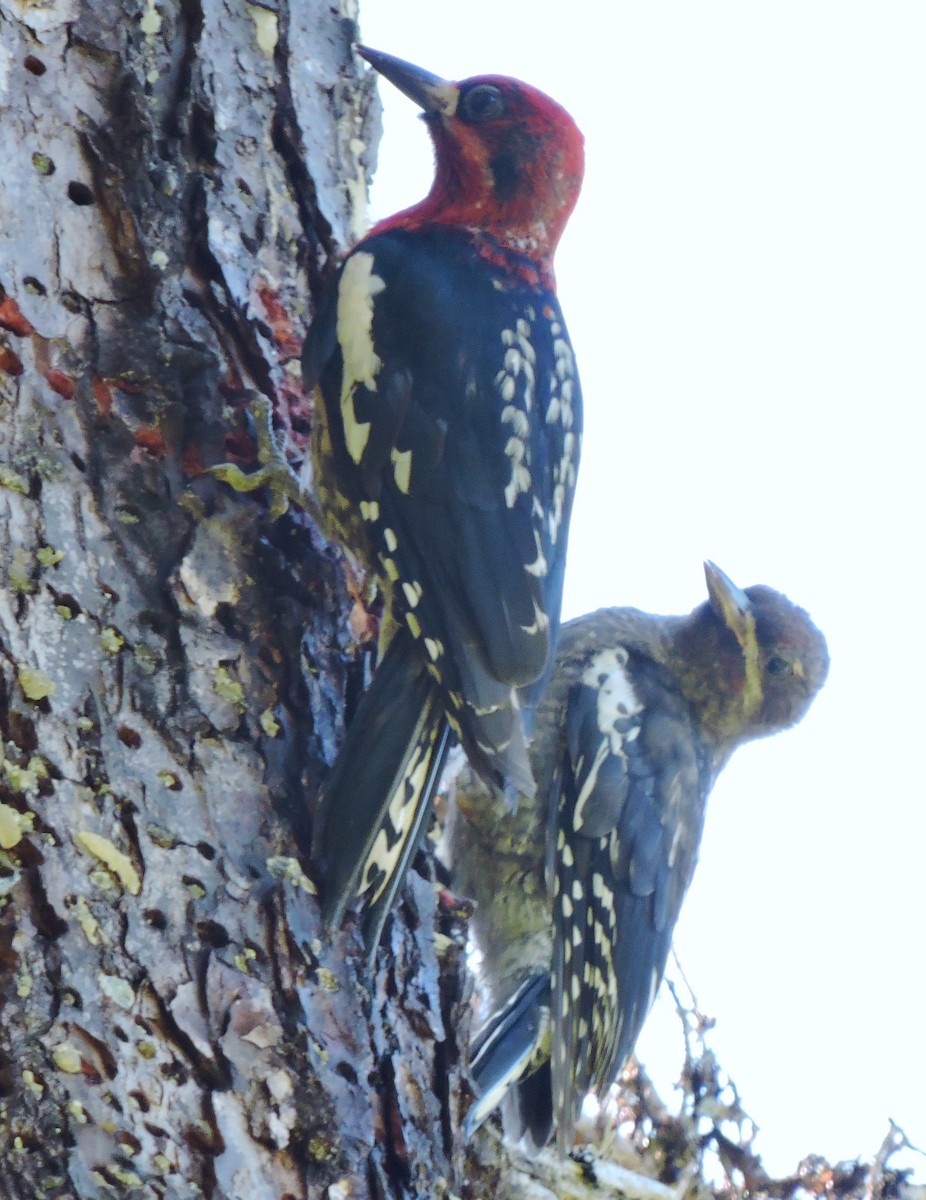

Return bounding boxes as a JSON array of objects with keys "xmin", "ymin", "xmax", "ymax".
[
  {"xmin": 307, "ymin": 50, "xmax": 585, "ymax": 954},
  {"xmin": 458, "ymin": 566, "xmax": 829, "ymax": 1151}
]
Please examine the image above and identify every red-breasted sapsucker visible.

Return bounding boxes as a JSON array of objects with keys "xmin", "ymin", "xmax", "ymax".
[
  {"xmin": 305, "ymin": 49, "xmax": 585, "ymax": 954},
  {"xmin": 449, "ymin": 563, "xmax": 829, "ymax": 1152}
]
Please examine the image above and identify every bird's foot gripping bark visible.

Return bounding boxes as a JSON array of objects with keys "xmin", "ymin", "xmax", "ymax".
[{"xmin": 207, "ymin": 392, "xmax": 318, "ymax": 522}]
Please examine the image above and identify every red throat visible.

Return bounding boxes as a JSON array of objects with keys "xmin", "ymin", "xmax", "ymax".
[{"xmin": 370, "ymin": 76, "xmax": 584, "ymax": 289}]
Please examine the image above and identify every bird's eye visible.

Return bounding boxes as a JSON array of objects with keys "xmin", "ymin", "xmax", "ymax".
[
  {"xmin": 460, "ymin": 84, "xmax": 506, "ymax": 123},
  {"xmin": 766, "ymin": 655, "xmax": 791, "ymax": 676}
]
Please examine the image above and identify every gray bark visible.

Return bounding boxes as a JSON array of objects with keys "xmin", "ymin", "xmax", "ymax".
[
  {"xmin": 2, "ymin": 5, "xmax": 914, "ymax": 1200},
  {"xmin": 0, "ymin": 3, "xmax": 479, "ymax": 1196}
]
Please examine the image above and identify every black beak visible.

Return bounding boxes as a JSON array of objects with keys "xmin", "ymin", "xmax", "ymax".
[
  {"xmin": 704, "ymin": 560, "xmax": 755, "ymax": 649},
  {"xmin": 357, "ymin": 46, "xmax": 459, "ymax": 116}
]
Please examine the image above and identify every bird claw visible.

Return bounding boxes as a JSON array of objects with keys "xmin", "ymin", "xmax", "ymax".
[{"xmin": 205, "ymin": 393, "xmax": 315, "ymax": 522}]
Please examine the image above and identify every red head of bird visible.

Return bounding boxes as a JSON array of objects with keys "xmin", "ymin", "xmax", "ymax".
[{"xmin": 359, "ymin": 47, "xmax": 585, "ymax": 287}]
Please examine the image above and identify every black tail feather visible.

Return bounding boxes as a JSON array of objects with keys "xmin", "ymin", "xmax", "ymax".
[
  {"xmin": 312, "ymin": 625, "xmax": 451, "ymax": 957},
  {"xmin": 466, "ymin": 972, "xmax": 551, "ymax": 1139}
]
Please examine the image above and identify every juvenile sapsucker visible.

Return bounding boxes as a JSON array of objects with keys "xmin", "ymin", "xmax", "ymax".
[{"xmin": 449, "ymin": 563, "xmax": 829, "ymax": 1151}]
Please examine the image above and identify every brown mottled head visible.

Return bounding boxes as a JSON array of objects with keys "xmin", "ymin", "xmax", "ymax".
[
  {"xmin": 746, "ymin": 583, "xmax": 830, "ymax": 735},
  {"xmin": 358, "ymin": 47, "xmax": 585, "ymax": 282},
  {"xmin": 673, "ymin": 562, "xmax": 829, "ymax": 748}
]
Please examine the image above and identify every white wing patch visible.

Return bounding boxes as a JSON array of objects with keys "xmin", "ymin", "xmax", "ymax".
[
  {"xmin": 546, "ymin": 320, "xmax": 580, "ymax": 547},
  {"xmin": 582, "ymin": 648, "xmax": 641, "ymax": 736},
  {"xmin": 520, "ymin": 595, "xmax": 551, "ymax": 636},
  {"xmin": 337, "ymin": 252, "xmax": 386, "ymax": 464},
  {"xmin": 523, "ymin": 527, "xmax": 549, "ymax": 578},
  {"xmin": 497, "ymin": 320, "xmax": 537, "ymax": 509},
  {"xmin": 390, "ymin": 446, "xmax": 412, "ymax": 494},
  {"xmin": 402, "ymin": 580, "xmax": 423, "ymax": 609},
  {"xmin": 574, "ymin": 648, "xmax": 643, "ymax": 828}
]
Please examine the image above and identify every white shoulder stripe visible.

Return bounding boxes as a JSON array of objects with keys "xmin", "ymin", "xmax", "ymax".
[
  {"xmin": 573, "ymin": 648, "xmax": 643, "ymax": 827},
  {"xmin": 337, "ymin": 252, "xmax": 386, "ymax": 464}
]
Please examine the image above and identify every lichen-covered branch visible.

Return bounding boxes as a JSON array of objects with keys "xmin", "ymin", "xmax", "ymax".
[{"xmin": 464, "ymin": 972, "xmax": 924, "ymax": 1200}]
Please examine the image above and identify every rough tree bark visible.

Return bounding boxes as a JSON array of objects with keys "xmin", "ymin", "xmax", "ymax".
[
  {"xmin": 0, "ymin": 3, "xmax": 481, "ymax": 1197},
  {"xmin": 3, "ymin": 6, "xmax": 922, "ymax": 1200}
]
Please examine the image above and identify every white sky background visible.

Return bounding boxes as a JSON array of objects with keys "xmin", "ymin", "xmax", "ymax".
[{"xmin": 357, "ymin": 1, "xmax": 926, "ymax": 1177}]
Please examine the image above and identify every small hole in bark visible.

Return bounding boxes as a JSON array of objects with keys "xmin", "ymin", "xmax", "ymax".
[
  {"xmin": 67, "ymin": 181, "xmax": 94, "ymax": 205},
  {"xmin": 335, "ymin": 1061, "xmax": 358, "ymax": 1085},
  {"xmin": 70, "ymin": 452, "xmax": 86, "ymax": 472},
  {"xmin": 189, "ymin": 102, "xmax": 217, "ymax": 160},
  {"xmin": 196, "ymin": 920, "xmax": 229, "ymax": 948},
  {"xmin": 196, "ymin": 842, "xmax": 215, "ymax": 860},
  {"xmin": 143, "ymin": 908, "xmax": 167, "ymax": 930},
  {"xmin": 24, "ymin": 55, "xmax": 47, "ymax": 75},
  {"xmin": 53, "ymin": 593, "xmax": 82, "ymax": 618},
  {"xmin": 117, "ymin": 1131, "xmax": 143, "ymax": 1155},
  {"xmin": 117, "ymin": 725, "xmax": 142, "ymax": 749},
  {"xmin": 138, "ymin": 609, "xmax": 170, "ymax": 635},
  {"xmin": 6, "ymin": 712, "xmax": 37, "ymax": 754},
  {"xmin": 113, "ymin": 1026, "xmax": 129, "ymax": 1043},
  {"xmin": 243, "ymin": 940, "xmax": 264, "ymax": 964},
  {"xmin": 77, "ymin": 1027, "xmax": 119, "ymax": 1080},
  {"xmin": 60, "ymin": 290, "xmax": 86, "ymax": 313}
]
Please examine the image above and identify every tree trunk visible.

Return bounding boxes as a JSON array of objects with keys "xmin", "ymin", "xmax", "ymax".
[
  {"xmin": 0, "ymin": 4, "xmax": 479, "ymax": 1196},
  {"xmin": 5, "ymin": 6, "xmax": 918, "ymax": 1200}
]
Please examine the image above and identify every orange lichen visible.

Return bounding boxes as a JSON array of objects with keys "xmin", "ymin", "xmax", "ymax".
[
  {"xmin": 0, "ymin": 296, "xmax": 34, "ymax": 337},
  {"xmin": 45, "ymin": 369, "xmax": 75, "ymax": 400},
  {"xmin": 181, "ymin": 443, "xmax": 205, "ymax": 477},
  {"xmin": 0, "ymin": 346, "xmax": 23, "ymax": 376},
  {"xmin": 256, "ymin": 284, "xmax": 302, "ymax": 358},
  {"xmin": 93, "ymin": 377, "xmax": 114, "ymax": 416},
  {"xmin": 348, "ymin": 599, "xmax": 378, "ymax": 646},
  {"xmin": 134, "ymin": 427, "xmax": 168, "ymax": 458}
]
